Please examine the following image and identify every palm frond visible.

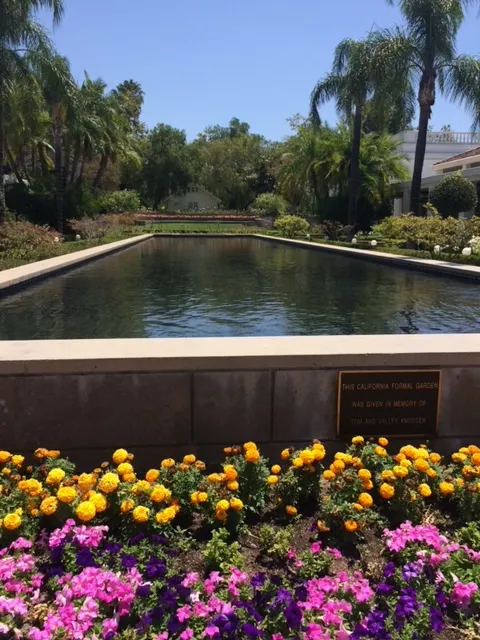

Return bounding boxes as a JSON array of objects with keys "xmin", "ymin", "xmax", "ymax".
[{"xmin": 310, "ymin": 74, "xmax": 342, "ymax": 126}]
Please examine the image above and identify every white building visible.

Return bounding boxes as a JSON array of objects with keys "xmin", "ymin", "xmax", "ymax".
[
  {"xmin": 392, "ymin": 130, "xmax": 480, "ymax": 214},
  {"xmin": 163, "ymin": 185, "xmax": 221, "ymax": 212}
]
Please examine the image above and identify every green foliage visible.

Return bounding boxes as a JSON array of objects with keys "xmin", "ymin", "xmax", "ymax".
[
  {"xmin": 297, "ymin": 547, "xmax": 332, "ymax": 580},
  {"xmin": 98, "ymin": 190, "xmax": 141, "ymax": 213},
  {"xmin": 203, "ymin": 528, "xmax": 244, "ymax": 574},
  {"xmin": 67, "ymin": 215, "xmax": 128, "ymax": 240},
  {"xmin": 0, "ymin": 221, "xmax": 59, "ymax": 257},
  {"xmin": 318, "ymin": 220, "xmax": 354, "ymax": 240},
  {"xmin": 258, "ymin": 525, "xmax": 293, "ymax": 561},
  {"xmin": 274, "ymin": 214, "xmax": 310, "ymax": 238},
  {"xmin": 456, "ymin": 522, "xmax": 480, "ymax": 551},
  {"xmin": 429, "ymin": 173, "xmax": 478, "ymax": 218},
  {"xmin": 249, "ymin": 193, "xmax": 288, "ymax": 217},
  {"xmin": 227, "ymin": 452, "xmax": 270, "ymax": 516}
]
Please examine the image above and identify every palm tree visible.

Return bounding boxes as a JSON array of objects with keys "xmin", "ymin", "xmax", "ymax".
[
  {"xmin": 376, "ymin": 0, "xmax": 480, "ymax": 214},
  {"xmin": 0, "ymin": 0, "xmax": 64, "ymax": 224},
  {"xmin": 310, "ymin": 38, "xmax": 403, "ymax": 226}
]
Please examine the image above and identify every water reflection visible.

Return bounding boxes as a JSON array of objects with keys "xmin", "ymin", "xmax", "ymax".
[{"xmin": 0, "ymin": 237, "xmax": 479, "ymax": 339}]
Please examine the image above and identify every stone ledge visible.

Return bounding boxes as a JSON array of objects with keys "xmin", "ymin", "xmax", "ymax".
[
  {"xmin": 0, "ymin": 234, "xmax": 152, "ymax": 292},
  {"xmin": 255, "ymin": 235, "xmax": 480, "ymax": 280},
  {"xmin": 0, "ymin": 334, "xmax": 480, "ymax": 375}
]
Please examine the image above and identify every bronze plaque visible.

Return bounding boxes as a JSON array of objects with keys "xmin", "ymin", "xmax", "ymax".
[{"xmin": 337, "ymin": 370, "xmax": 441, "ymax": 437}]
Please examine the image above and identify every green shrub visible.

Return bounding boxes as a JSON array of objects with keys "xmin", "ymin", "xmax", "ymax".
[
  {"xmin": 203, "ymin": 528, "xmax": 244, "ymax": 574},
  {"xmin": 258, "ymin": 525, "xmax": 293, "ymax": 561},
  {"xmin": 249, "ymin": 193, "xmax": 289, "ymax": 217},
  {"xmin": 98, "ymin": 190, "xmax": 141, "ymax": 213},
  {"xmin": 274, "ymin": 214, "xmax": 309, "ymax": 238},
  {"xmin": 429, "ymin": 173, "xmax": 477, "ymax": 218},
  {"xmin": 318, "ymin": 221, "xmax": 354, "ymax": 241},
  {"xmin": 0, "ymin": 221, "xmax": 60, "ymax": 258}
]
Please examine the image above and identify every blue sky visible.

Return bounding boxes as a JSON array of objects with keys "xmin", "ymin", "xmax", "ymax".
[{"xmin": 39, "ymin": 0, "xmax": 480, "ymax": 141}]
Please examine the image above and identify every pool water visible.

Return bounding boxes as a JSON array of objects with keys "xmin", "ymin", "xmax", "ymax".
[{"xmin": 0, "ymin": 237, "xmax": 479, "ymax": 339}]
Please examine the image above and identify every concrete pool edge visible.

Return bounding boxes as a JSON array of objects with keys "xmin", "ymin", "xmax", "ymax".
[
  {"xmin": 0, "ymin": 234, "xmax": 152, "ymax": 292},
  {"xmin": 254, "ymin": 235, "xmax": 480, "ymax": 280}
]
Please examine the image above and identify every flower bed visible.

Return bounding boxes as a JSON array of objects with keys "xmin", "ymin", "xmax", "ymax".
[
  {"xmin": 135, "ymin": 213, "xmax": 260, "ymax": 222},
  {"xmin": 0, "ymin": 439, "xmax": 480, "ymax": 638}
]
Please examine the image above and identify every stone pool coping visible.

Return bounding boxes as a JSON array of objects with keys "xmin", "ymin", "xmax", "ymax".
[
  {"xmin": 0, "ymin": 234, "xmax": 151, "ymax": 292},
  {"xmin": 1, "ymin": 334, "xmax": 480, "ymax": 375},
  {"xmin": 254, "ymin": 235, "xmax": 480, "ymax": 281}
]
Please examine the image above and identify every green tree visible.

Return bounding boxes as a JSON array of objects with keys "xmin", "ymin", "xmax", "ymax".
[
  {"xmin": 374, "ymin": 0, "xmax": 480, "ymax": 214},
  {"xmin": 0, "ymin": 0, "xmax": 64, "ymax": 224},
  {"xmin": 310, "ymin": 37, "xmax": 395, "ymax": 226},
  {"xmin": 429, "ymin": 172, "xmax": 478, "ymax": 217},
  {"xmin": 142, "ymin": 124, "xmax": 193, "ymax": 208}
]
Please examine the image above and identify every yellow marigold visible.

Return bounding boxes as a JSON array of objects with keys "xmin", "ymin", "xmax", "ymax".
[
  {"xmin": 375, "ymin": 446, "xmax": 387, "ymax": 457},
  {"xmin": 293, "ymin": 458, "xmax": 304, "ymax": 468},
  {"xmin": 132, "ymin": 506, "xmax": 150, "ymax": 523},
  {"xmin": 281, "ymin": 448, "xmax": 291, "ymax": 460},
  {"xmin": 459, "ymin": 447, "xmax": 470, "ymax": 455},
  {"xmin": 0, "ymin": 451, "xmax": 11, "ymax": 464},
  {"xmin": 426, "ymin": 468, "xmax": 437, "ymax": 478},
  {"xmin": 47, "ymin": 450, "xmax": 60, "ymax": 459},
  {"xmin": 45, "ymin": 468, "xmax": 66, "ymax": 485},
  {"xmin": 216, "ymin": 499, "xmax": 230, "ymax": 512},
  {"xmin": 344, "ymin": 520, "xmax": 358, "ymax": 532},
  {"xmin": 40, "ymin": 496, "xmax": 58, "ymax": 516},
  {"xmin": 415, "ymin": 448, "xmax": 429, "ymax": 460},
  {"xmin": 471, "ymin": 452, "xmax": 480, "ymax": 467},
  {"xmin": 323, "ymin": 470, "xmax": 335, "ymax": 481},
  {"xmin": 150, "ymin": 484, "xmax": 171, "ymax": 503},
  {"xmin": 456, "ymin": 478, "xmax": 465, "ymax": 487},
  {"xmin": 334, "ymin": 452, "xmax": 346, "ymax": 461},
  {"xmin": 2, "ymin": 468, "xmax": 11, "ymax": 476},
  {"xmin": 418, "ymin": 483, "xmax": 432, "ymax": 498},
  {"xmin": 381, "ymin": 470, "xmax": 395, "ymax": 481},
  {"xmin": 11, "ymin": 455, "xmax": 24, "ymax": 467},
  {"xmin": 98, "ymin": 472, "xmax": 120, "ymax": 494},
  {"xmin": 271, "ymin": 465, "xmax": 281, "ymax": 475},
  {"xmin": 351, "ymin": 436, "xmax": 364, "ymax": 445},
  {"xmin": 356, "ymin": 468, "xmax": 371, "ymax": 482},
  {"xmin": 378, "ymin": 437, "xmax": 389, "ymax": 447},
  {"xmin": 393, "ymin": 465, "xmax": 408, "ymax": 478},
  {"xmin": 224, "ymin": 465, "xmax": 238, "ymax": 481},
  {"xmin": 196, "ymin": 461, "xmax": 206, "ymax": 471},
  {"xmin": 57, "ymin": 486, "xmax": 77, "ymax": 504},
  {"xmin": 394, "ymin": 453, "xmax": 406, "ymax": 462},
  {"xmin": 285, "ymin": 505, "xmax": 297, "ymax": 516},
  {"xmin": 358, "ymin": 492, "xmax": 373, "ymax": 508},
  {"xmin": 267, "ymin": 475, "xmax": 278, "ymax": 485},
  {"xmin": 156, "ymin": 506, "xmax": 177, "ymax": 524},
  {"xmin": 429, "ymin": 452, "xmax": 442, "ymax": 464},
  {"xmin": 215, "ymin": 509, "xmax": 228, "ymax": 522},
  {"xmin": 116, "ymin": 462, "xmax": 132, "ymax": 476},
  {"xmin": 120, "ymin": 499, "xmax": 135, "ymax": 513},
  {"xmin": 245, "ymin": 448, "xmax": 260, "ymax": 463},
  {"xmin": 191, "ymin": 491, "xmax": 200, "ymax": 504},
  {"xmin": 227, "ymin": 480, "xmax": 239, "ymax": 491},
  {"xmin": 77, "ymin": 473, "xmax": 95, "ymax": 491},
  {"xmin": 362, "ymin": 479, "xmax": 374, "ymax": 491},
  {"xmin": 183, "ymin": 454, "xmax": 196, "ymax": 465},
  {"xmin": 161, "ymin": 458, "xmax": 175, "ymax": 469},
  {"xmin": 343, "ymin": 454, "xmax": 353, "ymax": 465},
  {"xmin": 123, "ymin": 472, "xmax": 136, "ymax": 483},
  {"xmin": 353, "ymin": 503, "xmax": 364, "ymax": 512},
  {"xmin": 179, "ymin": 463, "xmax": 190, "ymax": 471},
  {"xmin": 243, "ymin": 441, "xmax": 257, "ymax": 451},
  {"xmin": 198, "ymin": 492, "xmax": 208, "ymax": 503},
  {"xmin": 112, "ymin": 448, "xmax": 129, "ymax": 465},
  {"xmin": 333, "ymin": 459, "xmax": 345, "ymax": 472},
  {"xmin": 208, "ymin": 473, "xmax": 222, "ymax": 483},
  {"xmin": 414, "ymin": 458, "xmax": 429, "ymax": 472},
  {"xmin": 89, "ymin": 492, "xmax": 107, "ymax": 513},
  {"xmin": 462, "ymin": 465, "xmax": 476, "ymax": 478},
  {"xmin": 400, "ymin": 445, "xmax": 418, "ymax": 460},
  {"xmin": 3, "ymin": 513, "xmax": 21, "ymax": 531},
  {"xmin": 452, "ymin": 452, "xmax": 467, "ymax": 463},
  {"xmin": 379, "ymin": 483, "xmax": 395, "ymax": 500},
  {"xmin": 132, "ymin": 480, "xmax": 151, "ymax": 495},
  {"xmin": 76, "ymin": 501, "xmax": 96, "ymax": 522},
  {"xmin": 300, "ymin": 450, "xmax": 315, "ymax": 465},
  {"xmin": 30, "ymin": 509, "xmax": 39, "ymax": 517},
  {"xmin": 439, "ymin": 481, "xmax": 455, "ymax": 495},
  {"xmin": 317, "ymin": 520, "xmax": 330, "ymax": 533},
  {"xmin": 144, "ymin": 469, "xmax": 159, "ymax": 483},
  {"xmin": 224, "ymin": 447, "xmax": 232, "ymax": 455},
  {"xmin": 230, "ymin": 498, "xmax": 243, "ymax": 511},
  {"xmin": 400, "ymin": 459, "xmax": 412, "ymax": 468},
  {"xmin": 313, "ymin": 446, "xmax": 326, "ymax": 462}
]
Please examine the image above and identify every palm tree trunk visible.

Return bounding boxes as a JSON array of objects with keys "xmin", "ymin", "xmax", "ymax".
[
  {"xmin": 347, "ymin": 105, "xmax": 363, "ymax": 227},
  {"xmin": 38, "ymin": 144, "xmax": 50, "ymax": 178},
  {"xmin": 410, "ymin": 74, "xmax": 435, "ymax": 215},
  {"xmin": 0, "ymin": 108, "xmax": 5, "ymax": 224},
  {"xmin": 53, "ymin": 117, "xmax": 64, "ymax": 233},
  {"xmin": 31, "ymin": 144, "xmax": 35, "ymax": 174},
  {"xmin": 92, "ymin": 153, "xmax": 109, "ymax": 190},
  {"xmin": 70, "ymin": 138, "xmax": 81, "ymax": 183}
]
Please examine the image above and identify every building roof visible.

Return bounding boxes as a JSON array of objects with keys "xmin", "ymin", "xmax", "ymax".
[{"xmin": 433, "ymin": 146, "xmax": 480, "ymax": 167}]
